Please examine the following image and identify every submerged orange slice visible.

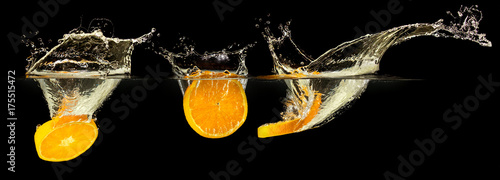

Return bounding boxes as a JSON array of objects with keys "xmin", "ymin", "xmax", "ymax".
[
  {"xmin": 183, "ymin": 71, "xmax": 248, "ymax": 138},
  {"xmin": 258, "ymin": 92, "xmax": 322, "ymax": 138},
  {"xmin": 34, "ymin": 115, "xmax": 98, "ymax": 162}
]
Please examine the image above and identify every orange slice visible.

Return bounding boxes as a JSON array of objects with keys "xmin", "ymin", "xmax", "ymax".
[
  {"xmin": 52, "ymin": 114, "xmax": 89, "ymax": 127},
  {"xmin": 258, "ymin": 92, "xmax": 322, "ymax": 138},
  {"xmin": 34, "ymin": 115, "xmax": 98, "ymax": 162},
  {"xmin": 183, "ymin": 71, "xmax": 248, "ymax": 138}
]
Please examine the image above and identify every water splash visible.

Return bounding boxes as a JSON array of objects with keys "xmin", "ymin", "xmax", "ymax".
[
  {"xmin": 26, "ymin": 21, "xmax": 157, "ymax": 77},
  {"xmin": 262, "ymin": 5, "xmax": 492, "ymax": 77},
  {"xmin": 154, "ymin": 38, "xmax": 254, "ymax": 94},
  {"xmin": 258, "ymin": 5, "xmax": 491, "ymax": 137},
  {"xmin": 155, "ymin": 40, "xmax": 254, "ymax": 77},
  {"xmin": 438, "ymin": 5, "xmax": 491, "ymax": 47},
  {"xmin": 36, "ymin": 78, "xmax": 121, "ymax": 118}
]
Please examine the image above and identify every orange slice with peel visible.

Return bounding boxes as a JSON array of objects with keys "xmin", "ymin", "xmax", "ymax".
[
  {"xmin": 183, "ymin": 71, "xmax": 248, "ymax": 138},
  {"xmin": 258, "ymin": 92, "xmax": 322, "ymax": 138},
  {"xmin": 35, "ymin": 115, "xmax": 98, "ymax": 162}
]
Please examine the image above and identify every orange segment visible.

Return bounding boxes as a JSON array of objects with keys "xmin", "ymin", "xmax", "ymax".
[
  {"xmin": 34, "ymin": 117, "xmax": 98, "ymax": 162},
  {"xmin": 258, "ymin": 92, "xmax": 322, "ymax": 138},
  {"xmin": 183, "ymin": 71, "xmax": 248, "ymax": 138}
]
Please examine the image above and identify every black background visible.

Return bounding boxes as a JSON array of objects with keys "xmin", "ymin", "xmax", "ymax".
[{"xmin": 4, "ymin": 0, "xmax": 500, "ymax": 179}]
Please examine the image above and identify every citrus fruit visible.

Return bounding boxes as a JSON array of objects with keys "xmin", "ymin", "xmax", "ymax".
[
  {"xmin": 183, "ymin": 71, "xmax": 248, "ymax": 138},
  {"xmin": 34, "ymin": 115, "xmax": 98, "ymax": 162},
  {"xmin": 258, "ymin": 92, "xmax": 322, "ymax": 138}
]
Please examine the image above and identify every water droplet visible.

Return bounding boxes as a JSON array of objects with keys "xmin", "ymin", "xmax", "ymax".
[{"xmin": 260, "ymin": 5, "xmax": 491, "ymax": 76}]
